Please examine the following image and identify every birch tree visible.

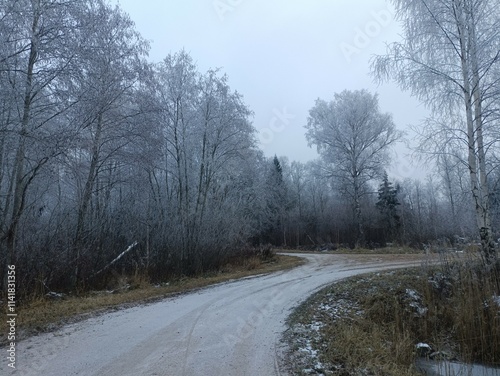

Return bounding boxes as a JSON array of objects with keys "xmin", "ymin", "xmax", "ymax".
[
  {"xmin": 305, "ymin": 89, "xmax": 401, "ymax": 246},
  {"xmin": 65, "ymin": 0, "xmax": 148, "ymax": 284},
  {"xmin": 0, "ymin": 0, "xmax": 85, "ymax": 266},
  {"xmin": 146, "ymin": 51, "xmax": 257, "ymax": 274},
  {"xmin": 372, "ymin": 0, "xmax": 500, "ymax": 262}
]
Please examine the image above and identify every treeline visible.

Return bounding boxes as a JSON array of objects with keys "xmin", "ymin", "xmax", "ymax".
[
  {"xmin": 262, "ymin": 157, "xmax": 480, "ymax": 248},
  {"xmin": 0, "ymin": 0, "xmax": 496, "ymax": 296}
]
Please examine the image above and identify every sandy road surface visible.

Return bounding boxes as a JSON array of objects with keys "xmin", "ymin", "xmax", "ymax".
[{"xmin": 2, "ymin": 253, "xmax": 430, "ymax": 376}]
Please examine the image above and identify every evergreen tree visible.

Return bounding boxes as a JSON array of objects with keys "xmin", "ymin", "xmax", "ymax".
[
  {"xmin": 376, "ymin": 172, "xmax": 401, "ymax": 240},
  {"xmin": 261, "ymin": 155, "xmax": 288, "ymax": 245}
]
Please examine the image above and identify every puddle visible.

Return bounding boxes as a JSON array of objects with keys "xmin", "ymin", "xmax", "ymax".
[{"xmin": 416, "ymin": 359, "xmax": 500, "ymax": 376}]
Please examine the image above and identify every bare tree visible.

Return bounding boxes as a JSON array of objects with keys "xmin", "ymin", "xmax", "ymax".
[
  {"xmin": 0, "ymin": 3, "xmax": 267, "ymax": 293},
  {"xmin": 0, "ymin": 0, "xmax": 86, "ymax": 266},
  {"xmin": 372, "ymin": 0, "xmax": 500, "ymax": 262},
  {"xmin": 65, "ymin": 0, "xmax": 149, "ymax": 284},
  {"xmin": 436, "ymin": 146, "xmax": 475, "ymax": 236},
  {"xmin": 145, "ymin": 51, "xmax": 257, "ymax": 274},
  {"xmin": 305, "ymin": 89, "xmax": 401, "ymax": 246}
]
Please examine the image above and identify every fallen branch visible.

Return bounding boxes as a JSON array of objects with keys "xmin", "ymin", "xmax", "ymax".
[
  {"xmin": 89, "ymin": 241, "xmax": 138, "ymax": 280},
  {"xmin": 307, "ymin": 234, "xmax": 316, "ymax": 245}
]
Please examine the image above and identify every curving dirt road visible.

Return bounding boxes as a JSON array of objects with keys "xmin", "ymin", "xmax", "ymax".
[{"xmin": 2, "ymin": 253, "xmax": 430, "ymax": 376}]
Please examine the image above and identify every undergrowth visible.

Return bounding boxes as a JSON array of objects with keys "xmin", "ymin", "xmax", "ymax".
[{"xmin": 0, "ymin": 253, "xmax": 304, "ymax": 346}]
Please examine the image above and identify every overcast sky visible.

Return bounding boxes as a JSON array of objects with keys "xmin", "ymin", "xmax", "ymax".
[{"xmin": 115, "ymin": 0, "xmax": 429, "ymax": 180}]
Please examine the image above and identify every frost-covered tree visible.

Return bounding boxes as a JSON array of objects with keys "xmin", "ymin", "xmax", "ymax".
[
  {"xmin": 266, "ymin": 156, "xmax": 288, "ymax": 244},
  {"xmin": 436, "ymin": 148, "xmax": 475, "ymax": 237},
  {"xmin": 66, "ymin": 0, "xmax": 149, "ymax": 285},
  {"xmin": 288, "ymin": 161, "xmax": 307, "ymax": 246},
  {"xmin": 0, "ymin": 0, "xmax": 88, "ymax": 266},
  {"xmin": 144, "ymin": 50, "xmax": 257, "ymax": 274},
  {"xmin": 250, "ymin": 155, "xmax": 290, "ymax": 246},
  {"xmin": 372, "ymin": 0, "xmax": 500, "ymax": 262},
  {"xmin": 305, "ymin": 89, "xmax": 401, "ymax": 246},
  {"xmin": 0, "ymin": 2, "xmax": 263, "ymax": 294}
]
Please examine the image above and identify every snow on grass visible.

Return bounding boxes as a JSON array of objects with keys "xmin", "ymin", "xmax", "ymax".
[
  {"xmin": 298, "ymin": 338, "xmax": 326, "ymax": 375},
  {"xmin": 493, "ymin": 295, "xmax": 500, "ymax": 308},
  {"xmin": 405, "ymin": 288, "xmax": 428, "ymax": 317}
]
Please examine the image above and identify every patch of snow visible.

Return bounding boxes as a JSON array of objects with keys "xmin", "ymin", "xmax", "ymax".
[
  {"xmin": 45, "ymin": 291, "xmax": 65, "ymax": 299},
  {"xmin": 405, "ymin": 289, "xmax": 428, "ymax": 317},
  {"xmin": 483, "ymin": 295, "xmax": 500, "ymax": 310},
  {"xmin": 414, "ymin": 305, "xmax": 428, "ymax": 316},
  {"xmin": 318, "ymin": 303, "xmax": 332, "ymax": 311},
  {"xmin": 416, "ymin": 343, "xmax": 432, "ymax": 351},
  {"xmin": 406, "ymin": 288, "xmax": 420, "ymax": 301},
  {"xmin": 297, "ymin": 337, "xmax": 327, "ymax": 375},
  {"xmin": 416, "ymin": 343, "xmax": 433, "ymax": 358},
  {"xmin": 299, "ymin": 341, "xmax": 316, "ymax": 355},
  {"xmin": 309, "ymin": 321, "xmax": 323, "ymax": 331}
]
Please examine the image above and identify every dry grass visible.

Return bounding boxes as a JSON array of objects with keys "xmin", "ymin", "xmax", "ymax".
[
  {"xmin": 335, "ymin": 246, "xmax": 423, "ymax": 254},
  {"xmin": 285, "ymin": 252, "xmax": 500, "ymax": 375},
  {"xmin": 437, "ymin": 256, "xmax": 500, "ymax": 364},
  {"xmin": 287, "ymin": 271, "xmax": 427, "ymax": 375},
  {"xmin": 324, "ymin": 323, "xmax": 417, "ymax": 376},
  {"xmin": 0, "ymin": 254, "xmax": 304, "ymax": 345},
  {"xmin": 281, "ymin": 246, "xmax": 423, "ymax": 254}
]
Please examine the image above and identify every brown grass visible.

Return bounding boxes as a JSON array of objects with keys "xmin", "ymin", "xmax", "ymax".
[
  {"xmin": 1, "ymin": 254, "xmax": 304, "ymax": 345},
  {"xmin": 281, "ymin": 246, "xmax": 424, "ymax": 254},
  {"xmin": 324, "ymin": 322, "xmax": 417, "ymax": 375},
  {"xmin": 286, "ymin": 252, "xmax": 500, "ymax": 375}
]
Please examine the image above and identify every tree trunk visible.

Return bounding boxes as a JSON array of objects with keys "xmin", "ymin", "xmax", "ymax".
[
  {"xmin": 6, "ymin": 8, "xmax": 39, "ymax": 264},
  {"xmin": 457, "ymin": 2, "xmax": 496, "ymax": 263},
  {"xmin": 73, "ymin": 113, "xmax": 103, "ymax": 284},
  {"xmin": 353, "ymin": 175, "xmax": 364, "ymax": 247},
  {"xmin": 469, "ymin": 10, "xmax": 496, "ymax": 263}
]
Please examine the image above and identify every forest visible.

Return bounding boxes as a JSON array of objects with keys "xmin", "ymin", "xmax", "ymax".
[{"xmin": 0, "ymin": 0, "xmax": 499, "ymax": 296}]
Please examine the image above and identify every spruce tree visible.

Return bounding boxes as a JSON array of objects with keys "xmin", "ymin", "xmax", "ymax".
[
  {"xmin": 259, "ymin": 156, "xmax": 288, "ymax": 245},
  {"xmin": 376, "ymin": 172, "xmax": 401, "ymax": 240}
]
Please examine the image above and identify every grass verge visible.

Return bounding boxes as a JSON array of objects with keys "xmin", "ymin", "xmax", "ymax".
[
  {"xmin": 280, "ymin": 246, "xmax": 424, "ymax": 254},
  {"xmin": 1, "ymin": 254, "xmax": 304, "ymax": 346},
  {"xmin": 283, "ymin": 254, "xmax": 500, "ymax": 375}
]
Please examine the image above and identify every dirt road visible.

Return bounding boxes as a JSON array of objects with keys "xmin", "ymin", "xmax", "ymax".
[{"xmin": 2, "ymin": 253, "xmax": 429, "ymax": 376}]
